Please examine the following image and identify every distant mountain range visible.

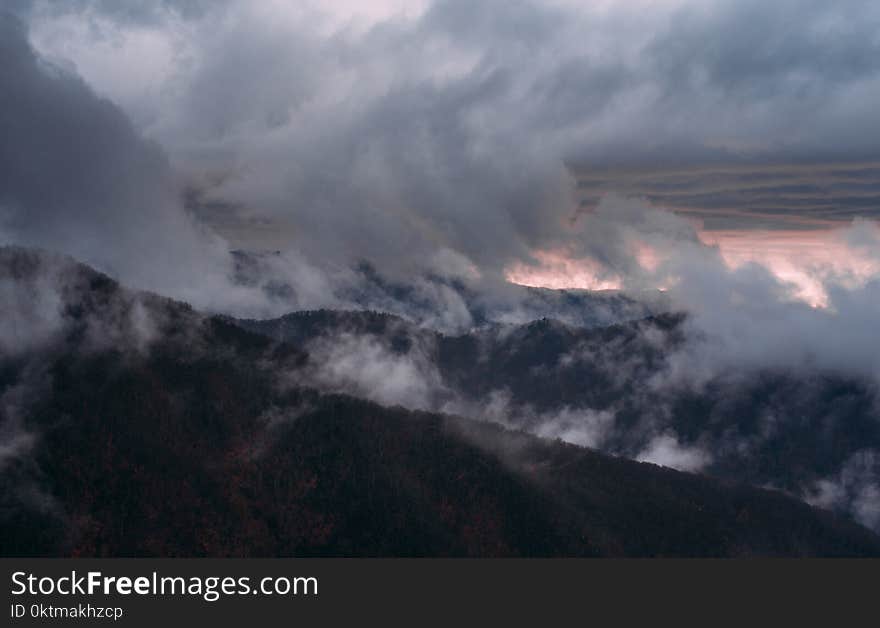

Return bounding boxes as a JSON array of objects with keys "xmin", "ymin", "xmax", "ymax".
[
  {"xmin": 2, "ymin": 246, "xmax": 879, "ymax": 556},
  {"xmin": 237, "ymin": 307, "xmax": 880, "ymax": 533},
  {"xmin": 230, "ymin": 249, "xmax": 659, "ymax": 332}
]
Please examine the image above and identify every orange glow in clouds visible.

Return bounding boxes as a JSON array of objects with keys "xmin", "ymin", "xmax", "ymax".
[
  {"xmin": 700, "ymin": 229, "xmax": 880, "ymax": 307},
  {"xmin": 506, "ymin": 249, "xmax": 623, "ymax": 291},
  {"xmin": 506, "ymin": 226, "xmax": 880, "ymax": 307}
]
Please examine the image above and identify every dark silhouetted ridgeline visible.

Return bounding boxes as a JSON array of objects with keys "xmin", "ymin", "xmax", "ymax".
[{"xmin": 2, "ymin": 247, "xmax": 879, "ymax": 556}]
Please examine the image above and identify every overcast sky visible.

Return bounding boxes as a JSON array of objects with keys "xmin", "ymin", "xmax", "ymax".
[{"xmin": 2, "ymin": 0, "xmax": 880, "ymax": 302}]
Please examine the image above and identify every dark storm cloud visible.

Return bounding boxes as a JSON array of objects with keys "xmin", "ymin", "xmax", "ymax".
[
  {"xmin": 0, "ymin": 12, "xmax": 284, "ymax": 313},
  {"xmin": 23, "ymin": 0, "xmax": 880, "ymax": 272},
  {"xmin": 7, "ymin": 1, "xmax": 880, "ymax": 309},
  {"xmin": 0, "ymin": 14, "xmax": 169, "ymax": 244},
  {"xmin": 650, "ymin": 0, "xmax": 880, "ymax": 101},
  {"xmin": 591, "ymin": 0, "xmax": 880, "ymax": 167}
]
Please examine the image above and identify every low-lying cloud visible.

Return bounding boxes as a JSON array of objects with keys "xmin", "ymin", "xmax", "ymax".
[{"xmin": 3, "ymin": 1, "xmax": 880, "ymax": 534}]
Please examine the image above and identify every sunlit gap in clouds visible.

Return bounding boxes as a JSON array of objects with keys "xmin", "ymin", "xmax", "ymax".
[
  {"xmin": 558, "ymin": 160, "xmax": 880, "ymax": 306},
  {"xmin": 505, "ymin": 250, "xmax": 623, "ymax": 291},
  {"xmin": 506, "ymin": 225, "xmax": 880, "ymax": 308},
  {"xmin": 697, "ymin": 228, "xmax": 880, "ymax": 307}
]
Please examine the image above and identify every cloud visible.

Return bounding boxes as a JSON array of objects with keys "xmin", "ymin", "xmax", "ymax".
[
  {"xmin": 0, "ymin": 246, "xmax": 166, "ymax": 358},
  {"xmin": 807, "ymin": 450, "xmax": 880, "ymax": 531},
  {"xmin": 575, "ymin": 162, "xmax": 880, "ymax": 230},
  {"xmin": 636, "ymin": 434, "xmax": 712, "ymax": 472},
  {"xmin": 0, "ymin": 270, "xmax": 64, "ymax": 356},
  {"xmin": 0, "ymin": 7, "xmax": 653, "ymax": 329},
  {"xmin": 5, "ymin": 1, "xmax": 880, "ymax": 323},
  {"xmin": 0, "ymin": 13, "xmax": 256, "ymax": 311},
  {"xmin": 301, "ymin": 332, "xmax": 447, "ymax": 410},
  {"xmin": 527, "ymin": 407, "xmax": 618, "ymax": 450},
  {"xmin": 0, "ymin": 246, "xmax": 177, "ymax": 357},
  {"xmin": 0, "ymin": 12, "xmax": 375, "ymax": 320},
  {"xmin": 0, "ymin": 373, "xmax": 43, "ymax": 471},
  {"xmin": 540, "ymin": 194, "xmax": 880, "ymax": 384},
  {"xmin": 18, "ymin": 0, "xmax": 880, "ymax": 285},
  {"xmin": 5, "ymin": 0, "xmax": 880, "ymax": 533}
]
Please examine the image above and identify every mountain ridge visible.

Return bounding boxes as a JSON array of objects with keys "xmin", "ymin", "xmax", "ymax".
[{"xmin": 2, "ymin": 246, "xmax": 879, "ymax": 556}]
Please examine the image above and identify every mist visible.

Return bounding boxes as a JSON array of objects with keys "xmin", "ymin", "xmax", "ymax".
[{"xmin": 3, "ymin": 1, "xmax": 880, "ymax": 534}]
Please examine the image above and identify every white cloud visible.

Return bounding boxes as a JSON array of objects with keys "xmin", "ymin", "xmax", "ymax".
[{"xmin": 636, "ymin": 434, "xmax": 712, "ymax": 472}]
